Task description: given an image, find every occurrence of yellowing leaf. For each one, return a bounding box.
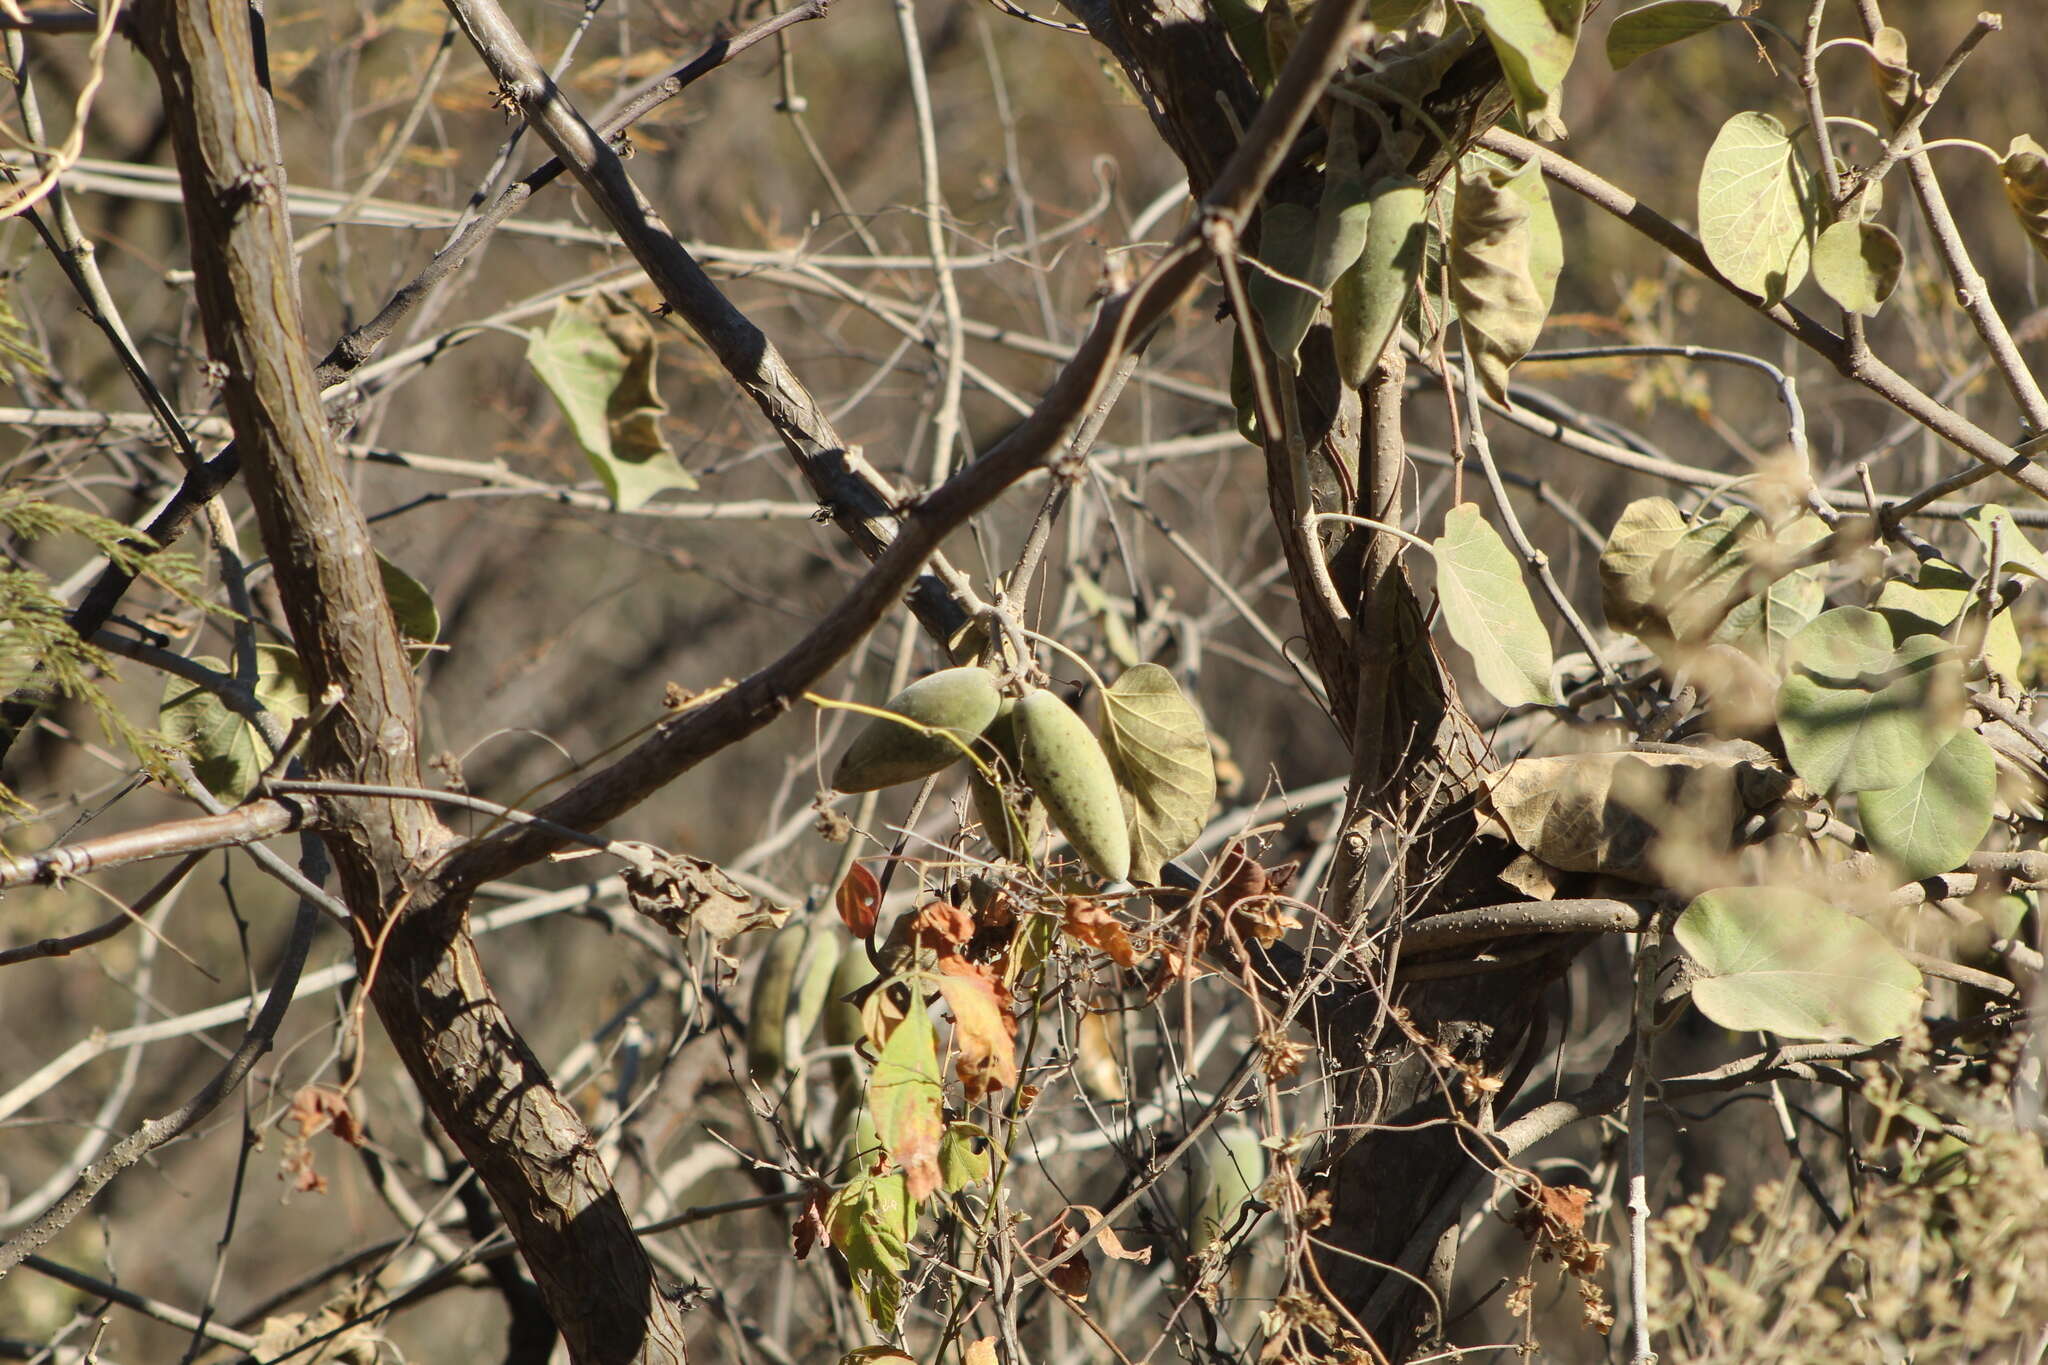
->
[869,1001,943,1202]
[933,958,1017,1102]
[1451,167,1550,402]
[159,644,309,802]
[1098,664,1216,883]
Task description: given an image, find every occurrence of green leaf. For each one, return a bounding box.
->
[826,1171,916,1331]
[1332,176,1428,387]
[1635,508,1825,661]
[1776,607,1963,794]
[526,294,697,509]
[377,553,440,655]
[1465,0,1586,138]
[939,1121,992,1193]
[1450,166,1550,402]
[2001,134,2048,264]
[1208,0,1270,89]
[1606,0,1741,70]
[1698,112,1814,304]
[1305,108,1374,301]
[1856,728,1996,882]
[1097,663,1218,883]
[1812,219,1902,315]
[1675,886,1923,1043]
[1963,504,2048,580]
[869,1001,943,1202]
[1431,502,1555,707]
[159,644,310,802]
[1874,559,2023,681]
[1599,495,1688,633]
[1867,27,1917,124]
[1249,201,1319,363]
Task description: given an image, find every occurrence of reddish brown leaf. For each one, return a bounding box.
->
[1063,897,1139,967]
[1046,1220,1092,1300]
[287,1085,363,1146]
[1067,1204,1151,1263]
[793,1182,831,1261]
[913,899,975,951]
[837,861,882,938]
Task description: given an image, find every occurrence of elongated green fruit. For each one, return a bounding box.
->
[1305,108,1372,299]
[789,923,841,1053]
[1230,330,1260,445]
[1183,1125,1267,1251]
[1333,176,1427,388]
[1014,688,1131,882]
[969,700,1047,860]
[831,665,1002,792]
[1247,201,1318,364]
[824,944,879,1094]
[746,920,810,1082]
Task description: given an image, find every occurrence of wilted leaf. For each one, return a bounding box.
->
[1599,496,1688,633]
[965,1341,999,1365]
[1076,1009,1127,1100]
[1699,112,1813,303]
[1857,727,1996,882]
[1484,749,1783,887]
[869,1001,943,1201]
[1646,508,1827,662]
[1465,0,1586,137]
[1432,502,1556,707]
[934,957,1017,1101]
[160,644,309,802]
[1778,607,1964,793]
[839,1351,914,1365]
[527,294,697,509]
[1498,155,1563,319]
[2000,135,2048,264]
[1868,27,1917,124]
[1098,663,1217,883]
[1812,219,1902,315]
[1072,569,1139,670]
[1606,0,1740,70]
[1063,897,1139,967]
[1068,1203,1153,1263]
[1675,886,1923,1042]
[1450,167,1550,401]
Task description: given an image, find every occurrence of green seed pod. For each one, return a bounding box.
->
[746,919,810,1083]
[1182,1125,1267,1252]
[1333,175,1428,388]
[1247,201,1318,364]
[1305,108,1373,299]
[1014,688,1131,882]
[969,700,1048,861]
[824,943,879,1095]
[789,923,842,1056]
[831,665,1002,793]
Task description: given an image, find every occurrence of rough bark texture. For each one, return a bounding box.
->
[1081,3,1553,1356]
[133,3,691,1359]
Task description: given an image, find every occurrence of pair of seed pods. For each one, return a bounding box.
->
[831,667,1131,883]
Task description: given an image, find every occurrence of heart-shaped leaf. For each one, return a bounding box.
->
[1432,502,1555,707]
[1699,112,1814,303]
[1875,559,2022,680]
[1777,607,1963,794]
[1812,219,1902,315]
[1097,663,1217,884]
[1675,886,1923,1043]
[1962,504,2048,580]
[1599,495,1688,633]
[1856,727,1996,882]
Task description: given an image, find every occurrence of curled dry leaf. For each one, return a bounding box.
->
[625,852,788,948]
[1067,1203,1153,1263]
[836,861,881,938]
[934,955,1018,1102]
[1045,1219,1093,1300]
[1063,896,1140,967]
